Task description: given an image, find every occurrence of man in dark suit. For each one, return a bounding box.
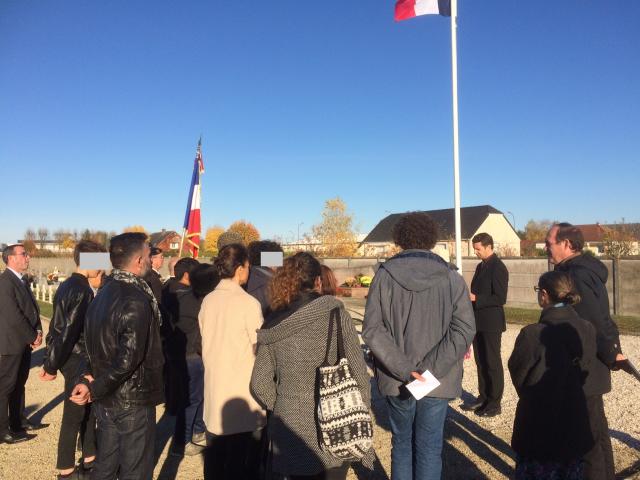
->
[0,244,42,444]
[461,233,508,417]
[144,246,164,304]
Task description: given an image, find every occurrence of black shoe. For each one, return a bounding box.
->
[21,418,49,431]
[0,430,36,444]
[475,405,502,417]
[56,468,83,480]
[460,399,485,411]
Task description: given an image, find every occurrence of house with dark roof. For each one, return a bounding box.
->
[149,229,181,252]
[361,205,520,259]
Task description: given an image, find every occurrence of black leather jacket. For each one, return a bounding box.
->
[84,275,164,408]
[43,273,93,375]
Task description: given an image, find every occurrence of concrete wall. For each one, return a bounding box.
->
[322,256,640,316]
[6,255,640,316]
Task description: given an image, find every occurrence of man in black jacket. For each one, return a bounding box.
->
[144,246,164,304]
[39,240,106,479]
[462,233,509,417]
[0,244,42,445]
[70,233,164,480]
[546,222,625,480]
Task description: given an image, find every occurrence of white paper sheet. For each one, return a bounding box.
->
[406,369,440,400]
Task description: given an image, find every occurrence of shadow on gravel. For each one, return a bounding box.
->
[154,410,177,465]
[157,453,184,480]
[610,429,640,451]
[351,453,389,480]
[616,460,640,479]
[444,407,515,478]
[370,378,391,432]
[25,391,65,424]
[29,348,45,369]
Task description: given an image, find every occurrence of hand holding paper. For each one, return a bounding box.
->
[406,369,440,400]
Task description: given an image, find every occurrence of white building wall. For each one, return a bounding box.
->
[473,214,521,256]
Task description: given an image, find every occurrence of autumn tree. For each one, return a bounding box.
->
[203,226,225,256]
[228,220,260,245]
[522,220,554,241]
[61,235,76,251]
[311,197,358,258]
[37,227,49,248]
[24,228,36,241]
[23,240,37,256]
[603,225,636,258]
[123,225,148,234]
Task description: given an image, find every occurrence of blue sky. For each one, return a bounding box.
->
[1,0,639,244]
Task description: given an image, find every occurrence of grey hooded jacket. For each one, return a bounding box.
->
[362,250,475,398]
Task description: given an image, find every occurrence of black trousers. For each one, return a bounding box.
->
[92,403,156,480]
[8,346,31,431]
[0,353,22,435]
[472,331,504,409]
[56,356,97,469]
[584,395,615,480]
[281,465,349,480]
[204,429,263,480]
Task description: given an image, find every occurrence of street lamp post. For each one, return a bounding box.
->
[507,211,516,231]
[297,222,304,244]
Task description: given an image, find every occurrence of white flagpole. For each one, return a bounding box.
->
[450,0,462,273]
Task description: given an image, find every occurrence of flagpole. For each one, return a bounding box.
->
[178,227,187,257]
[450,0,462,273]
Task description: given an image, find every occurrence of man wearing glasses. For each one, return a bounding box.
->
[545,223,625,480]
[0,244,42,444]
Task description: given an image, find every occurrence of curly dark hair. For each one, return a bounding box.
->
[269,252,321,311]
[392,212,439,250]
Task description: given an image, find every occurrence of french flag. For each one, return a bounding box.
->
[182,139,205,258]
[395,0,451,21]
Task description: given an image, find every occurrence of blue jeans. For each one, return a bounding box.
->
[92,403,156,480]
[174,355,205,445]
[386,395,449,480]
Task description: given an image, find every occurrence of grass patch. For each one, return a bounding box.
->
[506,306,640,336]
[37,300,53,319]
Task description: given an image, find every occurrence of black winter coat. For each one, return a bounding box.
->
[144,269,163,305]
[84,276,164,408]
[0,269,41,354]
[555,253,621,394]
[470,254,508,333]
[171,289,203,357]
[508,305,597,462]
[43,273,93,375]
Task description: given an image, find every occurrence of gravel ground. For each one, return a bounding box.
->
[1,317,639,480]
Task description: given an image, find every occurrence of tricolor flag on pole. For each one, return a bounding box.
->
[394,0,464,273]
[179,139,205,258]
[395,0,451,21]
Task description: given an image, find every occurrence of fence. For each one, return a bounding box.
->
[32,284,56,304]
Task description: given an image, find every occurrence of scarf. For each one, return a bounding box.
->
[110,269,162,326]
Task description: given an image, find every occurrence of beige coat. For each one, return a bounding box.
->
[199,279,266,435]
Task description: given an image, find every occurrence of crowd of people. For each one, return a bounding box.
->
[0,213,629,480]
